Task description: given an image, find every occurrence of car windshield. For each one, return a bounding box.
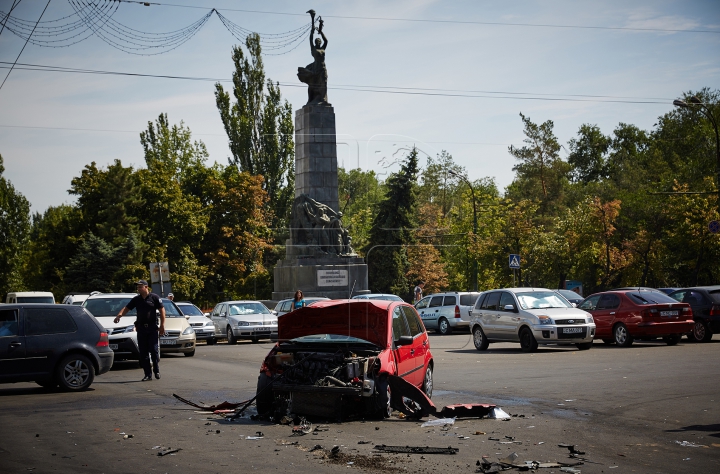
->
[516,291,573,310]
[16,297,54,303]
[228,302,270,315]
[369,295,403,301]
[627,292,679,305]
[178,304,204,316]
[84,297,183,317]
[288,334,375,345]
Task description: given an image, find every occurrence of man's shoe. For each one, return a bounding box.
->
[154,372,161,380]
[141,375,152,381]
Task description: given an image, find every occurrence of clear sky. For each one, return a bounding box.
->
[1,0,718,214]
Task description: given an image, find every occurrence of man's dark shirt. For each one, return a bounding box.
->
[126,293,163,328]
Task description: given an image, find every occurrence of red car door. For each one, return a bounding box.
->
[402,306,428,387]
[391,306,417,383]
[595,294,622,337]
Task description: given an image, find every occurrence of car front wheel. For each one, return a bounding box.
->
[472,326,489,351]
[227,327,237,345]
[690,321,712,342]
[57,354,95,391]
[613,323,633,347]
[519,327,538,352]
[376,376,392,418]
[437,318,451,335]
[423,365,433,399]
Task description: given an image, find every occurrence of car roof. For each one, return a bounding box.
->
[86,293,138,299]
[278,296,330,302]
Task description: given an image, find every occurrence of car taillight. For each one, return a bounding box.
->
[455,305,461,318]
[682,306,693,316]
[710,305,720,316]
[96,332,109,347]
[641,308,659,318]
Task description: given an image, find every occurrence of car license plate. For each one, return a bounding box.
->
[562,327,582,333]
[109,344,118,350]
[160,339,177,345]
[660,311,678,317]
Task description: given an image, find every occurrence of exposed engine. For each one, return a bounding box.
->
[259,348,384,420]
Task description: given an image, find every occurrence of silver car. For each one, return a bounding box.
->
[176,302,216,343]
[415,292,481,335]
[209,300,278,344]
[469,288,596,352]
[273,297,330,317]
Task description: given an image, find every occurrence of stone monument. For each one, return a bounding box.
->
[273,11,369,300]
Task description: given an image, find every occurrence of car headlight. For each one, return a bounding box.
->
[121,325,136,333]
[204,320,214,327]
[537,315,554,325]
[182,326,195,335]
[237,321,250,326]
[586,315,594,324]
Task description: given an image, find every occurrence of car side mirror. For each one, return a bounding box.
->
[220,312,227,318]
[204,313,211,318]
[396,335,413,346]
[185,315,190,319]
[504,304,517,312]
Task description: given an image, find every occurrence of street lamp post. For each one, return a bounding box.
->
[449,170,478,292]
[674,96,720,215]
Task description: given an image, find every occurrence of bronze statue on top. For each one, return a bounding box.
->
[297,10,329,106]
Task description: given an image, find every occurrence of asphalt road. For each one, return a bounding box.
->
[1,333,719,473]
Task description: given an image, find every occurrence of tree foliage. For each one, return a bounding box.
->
[0,154,31,295]
[215,34,295,229]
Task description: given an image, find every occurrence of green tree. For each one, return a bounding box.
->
[365,148,419,296]
[418,151,465,216]
[507,113,571,217]
[567,124,611,184]
[138,115,210,298]
[0,154,31,295]
[215,34,295,229]
[64,232,140,293]
[338,167,384,254]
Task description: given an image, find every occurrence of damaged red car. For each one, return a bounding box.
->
[255,300,434,420]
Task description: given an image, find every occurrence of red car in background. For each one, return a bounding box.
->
[255,300,433,420]
[577,290,693,347]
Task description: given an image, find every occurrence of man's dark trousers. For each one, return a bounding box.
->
[137,327,160,377]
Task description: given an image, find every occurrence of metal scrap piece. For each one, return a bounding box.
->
[157,447,181,456]
[172,393,244,411]
[438,403,496,418]
[373,445,459,455]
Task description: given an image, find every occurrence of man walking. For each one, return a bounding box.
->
[114,280,166,381]
[414,281,425,303]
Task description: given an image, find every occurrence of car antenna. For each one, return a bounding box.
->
[349,280,356,300]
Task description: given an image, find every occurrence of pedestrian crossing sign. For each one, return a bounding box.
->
[509,254,521,269]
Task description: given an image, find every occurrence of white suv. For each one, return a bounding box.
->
[415,292,481,335]
[469,288,595,352]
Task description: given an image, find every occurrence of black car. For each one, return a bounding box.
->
[0,304,114,390]
[554,289,584,306]
[668,286,720,342]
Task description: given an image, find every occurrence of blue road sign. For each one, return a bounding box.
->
[710,220,720,234]
[509,254,521,269]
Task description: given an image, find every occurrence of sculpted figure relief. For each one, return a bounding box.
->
[297,10,329,105]
[291,194,355,256]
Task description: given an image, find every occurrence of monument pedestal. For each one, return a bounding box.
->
[272,103,369,300]
[272,256,369,300]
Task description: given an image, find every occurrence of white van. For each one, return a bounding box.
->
[5,291,56,304]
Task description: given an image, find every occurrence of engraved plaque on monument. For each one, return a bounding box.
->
[272,10,369,300]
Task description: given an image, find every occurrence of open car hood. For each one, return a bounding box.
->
[278,300,392,348]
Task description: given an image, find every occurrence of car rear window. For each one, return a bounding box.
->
[177,304,203,316]
[708,290,720,303]
[460,294,480,306]
[627,292,678,305]
[24,308,77,335]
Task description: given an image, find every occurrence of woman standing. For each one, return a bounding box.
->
[292,290,306,311]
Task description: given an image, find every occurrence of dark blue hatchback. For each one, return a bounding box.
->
[0,304,114,390]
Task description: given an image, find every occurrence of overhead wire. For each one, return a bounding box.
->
[0,60,673,105]
[0,0,52,92]
[0,0,23,37]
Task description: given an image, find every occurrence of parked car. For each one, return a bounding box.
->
[469,288,596,352]
[656,288,681,295]
[176,301,215,343]
[5,292,55,304]
[414,292,481,335]
[83,293,196,359]
[273,297,330,317]
[209,300,278,344]
[61,292,101,306]
[667,286,720,342]
[0,304,114,390]
[578,290,693,346]
[352,293,405,302]
[554,289,584,306]
[256,299,433,419]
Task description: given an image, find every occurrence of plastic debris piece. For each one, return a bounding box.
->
[374,445,459,455]
[246,436,263,440]
[474,431,486,435]
[309,445,323,452]
[490,408,511,420]
[560,468,582,473]
[157,447,181,456]
[498,452,518,464]
[421,417,456,427]
[676,440,705,448]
